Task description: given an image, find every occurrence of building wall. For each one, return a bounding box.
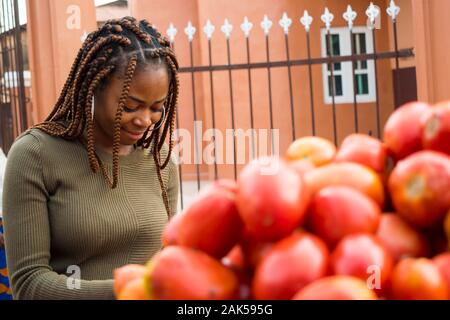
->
[26,0,97,123]
[412,0,450,103]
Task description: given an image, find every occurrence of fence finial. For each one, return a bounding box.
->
[241,16,253,37]
[184,21,196,42]
[300,10,313,32]
[279,12,292,35]
[221,19,233,39]
[387,0,401,22]
[203,19,215,40]
[366,2,381,29]
[343,5,357,30]
[321,7,334,31]
[167,23,177,43]
[260,15,273,36]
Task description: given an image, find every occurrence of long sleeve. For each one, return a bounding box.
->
[2,133,114,300]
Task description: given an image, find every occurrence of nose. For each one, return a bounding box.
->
[132,109,153,128]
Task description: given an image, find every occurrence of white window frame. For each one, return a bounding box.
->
[321,26,376,104]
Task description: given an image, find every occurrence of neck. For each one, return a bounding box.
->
[94,130,133,156]
[92,126,134,156]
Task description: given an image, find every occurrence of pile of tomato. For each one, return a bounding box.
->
[114,100,450,300]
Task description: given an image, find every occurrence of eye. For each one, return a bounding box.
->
[150,103,165,113]
[123,105,137,113]
[151,106,163,113]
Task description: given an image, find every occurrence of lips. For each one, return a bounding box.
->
[122,127,145,140]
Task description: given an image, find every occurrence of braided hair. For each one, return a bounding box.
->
[32,17,179,217]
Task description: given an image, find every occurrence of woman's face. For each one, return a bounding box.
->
[94,63,170,151]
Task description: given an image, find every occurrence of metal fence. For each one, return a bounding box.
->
[167,1,415,209]
[0,1,415,211]
[0,0,27,154]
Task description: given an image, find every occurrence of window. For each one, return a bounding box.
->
[321,26,376,104]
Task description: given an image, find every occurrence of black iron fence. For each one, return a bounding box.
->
[168,3,415,209]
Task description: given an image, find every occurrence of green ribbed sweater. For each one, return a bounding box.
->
[1,128,179,300]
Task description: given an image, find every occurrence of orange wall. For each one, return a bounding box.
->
[412,0,450,103]
[26,0,97,123]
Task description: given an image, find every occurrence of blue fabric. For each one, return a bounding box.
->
[0,217,13,300]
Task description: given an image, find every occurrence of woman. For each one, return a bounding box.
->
[1,17,179,299]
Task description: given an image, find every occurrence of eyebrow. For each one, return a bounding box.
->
[128,95,167,105]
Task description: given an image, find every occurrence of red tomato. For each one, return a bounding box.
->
[422,223,449,257]
[146,246,239,300]
[221,245,252,300]
[304,162,385,208]
[286,136,336,166]
[113,264,147,298]
[307,186,381,248]
[293,276,378,300]
[388,151,450,228]
[240,230,274,270]
[433,253,450,295]
[335,134,389,175]
[384,101,431,161]
[445,211,450,249]
[117,277,149,300]
[376,214,430,263]
[389,258,449,300]
[331,234,394,292]
[252,232,329,300]
[421,101,450,155]
[287,159,316,177]
[236,157,310,241]
[221,245,246,271]
[162,179,243,258]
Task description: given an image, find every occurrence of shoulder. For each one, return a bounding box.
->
[12,127,62,148]
[7,128,44,160]
[7,128,77,165]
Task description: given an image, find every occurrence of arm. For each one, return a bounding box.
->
[2,133,114,300]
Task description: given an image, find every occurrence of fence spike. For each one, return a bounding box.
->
[300,10,313,32]
[240,16,253,37]
[203,19,215,39]
[279,12,292,35]
[184,21,196,42]
[221,19,233,39]
[366,2,381,29]
[167,23,177,43]
[260,15,273,36]
[343,5,357,30]
[321,7,334,31]
[387,0,401,22]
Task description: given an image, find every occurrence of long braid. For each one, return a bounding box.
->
[102,54,137,188]
[152,129,172,217]
[85,65,116,172]
[32,17,180,218]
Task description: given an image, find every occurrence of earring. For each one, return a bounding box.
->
[149,106,166,132]
[91,97,95,121]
